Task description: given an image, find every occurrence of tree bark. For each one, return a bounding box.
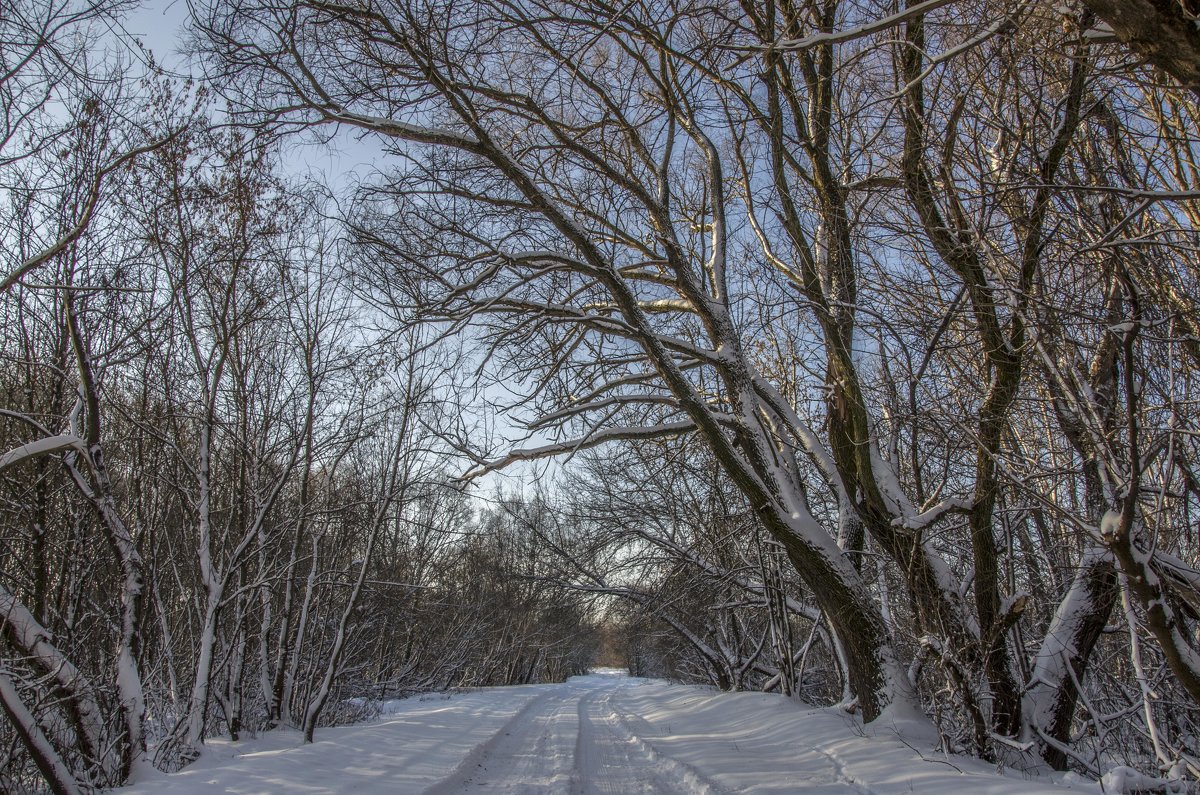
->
[0,672,84,795]
[1082,0,1200,96]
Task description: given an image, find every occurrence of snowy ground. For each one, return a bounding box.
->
[114,669,1101,794]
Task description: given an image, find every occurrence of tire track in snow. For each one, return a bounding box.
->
[422,682,582,794]
[811,744,878,795]
[572,686,694,794]
[424,677,727,795]
[582,685,729,795]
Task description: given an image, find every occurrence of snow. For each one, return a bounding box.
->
[1101,766,1186,795]
[0,433,86,473]
[111,670,1103,795]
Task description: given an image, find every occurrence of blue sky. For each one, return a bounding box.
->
[108,1,578,498]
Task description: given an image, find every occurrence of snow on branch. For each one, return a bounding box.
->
[1150,549,1200,617]
[504,250,593,271]
[747,0,959,53]
[527,394,683,429]
[0,583,107,766]
[0,434,88,475]
[316,110,484,152]
[555,368,694,412]
[635,299,698,314]
[893,497,973,531]
[0,671,85,795]
[459,420,697,480]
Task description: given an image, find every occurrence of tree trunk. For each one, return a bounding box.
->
[1081,0,1200,96]
[0,672,84,795]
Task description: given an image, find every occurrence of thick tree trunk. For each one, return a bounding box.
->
[772,530,914,720]
[1021,546,1117,769]
[1082,0,1200,96]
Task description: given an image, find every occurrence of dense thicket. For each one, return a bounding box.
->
[0,6,595,791]
[2,0,1199,791]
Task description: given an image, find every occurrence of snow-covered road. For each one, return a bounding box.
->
[116,670,1094,794]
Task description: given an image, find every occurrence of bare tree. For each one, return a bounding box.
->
[197,0,922,722]
[194,0,1200,776]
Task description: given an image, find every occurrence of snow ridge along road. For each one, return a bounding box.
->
[115,670,1097,794]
